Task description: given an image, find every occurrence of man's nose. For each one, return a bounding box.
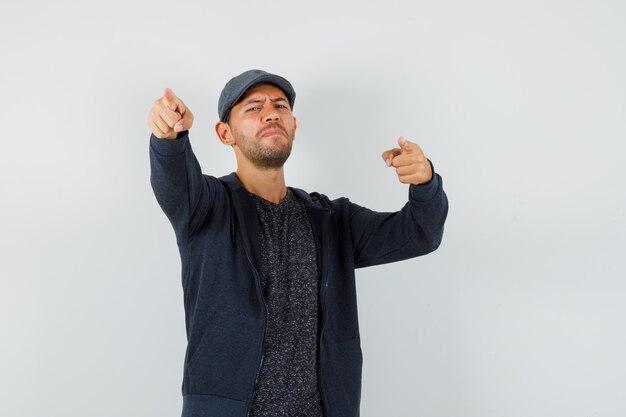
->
[262,107,279,122]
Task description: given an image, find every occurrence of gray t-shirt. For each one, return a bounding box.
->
[248,189,324,417]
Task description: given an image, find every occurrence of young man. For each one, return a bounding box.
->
[148,69,448,417]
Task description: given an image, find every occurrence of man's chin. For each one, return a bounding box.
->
[254,150,292,170]
[239,139,293,169]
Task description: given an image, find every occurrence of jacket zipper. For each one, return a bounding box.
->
[227,185,268,417]
[317,210,331,417]
[244,248,268,417]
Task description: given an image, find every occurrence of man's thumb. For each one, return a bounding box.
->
[174,111,194,132]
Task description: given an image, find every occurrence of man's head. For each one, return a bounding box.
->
[215,70,297,170]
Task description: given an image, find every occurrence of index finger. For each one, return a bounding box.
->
[381,148,402,166]
[163,87,180,112]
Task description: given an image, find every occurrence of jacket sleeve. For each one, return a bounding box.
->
[149,131,216,245]
[349,162,449,268]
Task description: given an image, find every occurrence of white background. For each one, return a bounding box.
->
[1,0,625,416]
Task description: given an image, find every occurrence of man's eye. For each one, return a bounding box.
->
[247,107,260,112]
[276,104,287,109]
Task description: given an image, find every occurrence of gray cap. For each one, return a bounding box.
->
[218,69,296,122]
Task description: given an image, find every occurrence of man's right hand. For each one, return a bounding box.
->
[147,88,194,139]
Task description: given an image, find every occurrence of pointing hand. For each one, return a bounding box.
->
[381,137,433,185]
[147,88,194,139]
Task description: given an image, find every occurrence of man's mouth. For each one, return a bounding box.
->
[260,127,285,137]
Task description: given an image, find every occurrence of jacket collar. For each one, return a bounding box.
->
[219,172,328,211]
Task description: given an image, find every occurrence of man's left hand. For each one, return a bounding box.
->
[381,137,433,185]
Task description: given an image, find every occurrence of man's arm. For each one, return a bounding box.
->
[350,137,449,268]
[148,88,215,244]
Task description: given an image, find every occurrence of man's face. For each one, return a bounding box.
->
[227,84,297,169]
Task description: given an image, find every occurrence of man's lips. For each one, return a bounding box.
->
[260,128,285,137]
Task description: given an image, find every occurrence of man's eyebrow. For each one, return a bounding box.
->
[242,97,288,105]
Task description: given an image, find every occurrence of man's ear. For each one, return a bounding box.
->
[215,121,235,145]
[293,116,297,138]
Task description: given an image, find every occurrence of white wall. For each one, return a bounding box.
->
[1,0,625,416]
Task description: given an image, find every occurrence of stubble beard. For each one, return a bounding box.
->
[232,125,294,170]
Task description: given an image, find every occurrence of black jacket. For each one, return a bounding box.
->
[149,132,449,417]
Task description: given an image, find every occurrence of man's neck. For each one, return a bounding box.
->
[236,164,287,204]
